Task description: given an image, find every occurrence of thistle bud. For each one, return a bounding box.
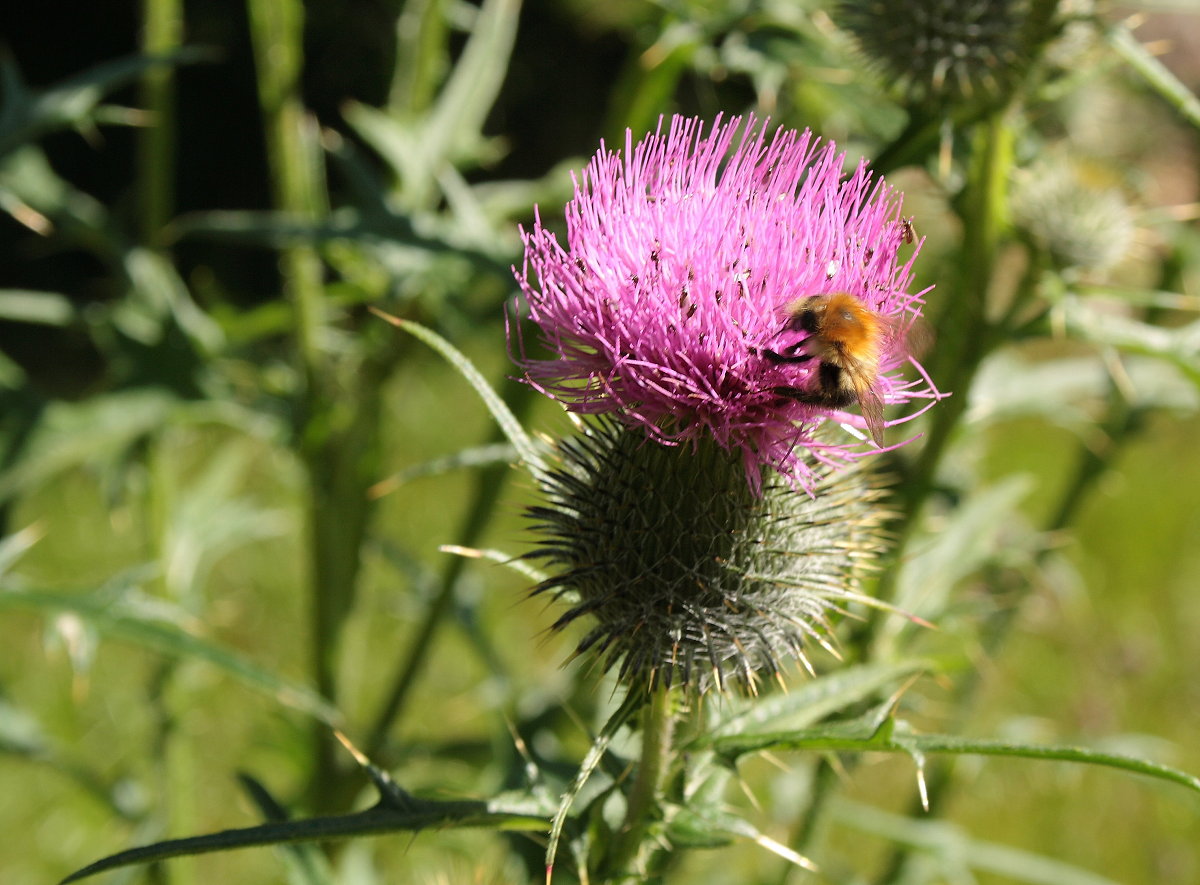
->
[1011,155,1132,271]
[834,0,1059,106]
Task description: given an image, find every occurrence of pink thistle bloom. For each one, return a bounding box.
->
[512,115,939,491]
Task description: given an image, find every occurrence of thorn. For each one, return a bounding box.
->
[916,762,930,812]
[368,305,404,327]
[333,729,412,810]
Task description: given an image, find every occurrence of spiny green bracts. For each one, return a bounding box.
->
[525,419,893,694]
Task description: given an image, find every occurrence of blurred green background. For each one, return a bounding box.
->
[1,1,1198,883]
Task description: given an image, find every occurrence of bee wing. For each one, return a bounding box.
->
[902,317,933,361]
[876,313,932,362]
[844,364,886,446]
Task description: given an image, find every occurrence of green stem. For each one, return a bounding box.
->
[802,111,1019,868]
[602,688,676,881]
[1108,23,1200,132]
[389,0,449,115]
[906,111,1012,511]
[247,0,343,808]
[862,111,1015,660]
[138,0,182,246]
[246,0,325,380]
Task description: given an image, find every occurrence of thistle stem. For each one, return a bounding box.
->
[247,0,341,809]
[603,688,676,881]
[863,110,1015,656]
[138,0,182,247]
[903,110,1012,515]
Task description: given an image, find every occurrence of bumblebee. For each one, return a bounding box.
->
[760,292,924,446]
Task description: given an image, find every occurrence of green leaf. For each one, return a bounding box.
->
[424,0,520,168]
[546,691,644,878]
[388,0,450,115]
[437,545,549,586]
[0,695,142,818]
[237,774,335,885]
[368,442,517,498]
[1058,294,1200,385]
[0,390,177,502]
[0,348,25,388]
[663,808,733,849]
[467,157,580,225]
[370,313,545,475]
[60,791,547,884]
[116,247,224,353]
[690,660,929,746]
[0,524,41,577]
[0,391,285,504]
[972,352,1200,421]
[889,476,1035,626]
[0,145,110,239]
[154,441,291,604]
[664,805,817,871]
[347,0,521,205]
[0,586,341,727]
[0,695,47,757]
[0,49,205,156]
[170,206,512,281]
[711,719,1200,797]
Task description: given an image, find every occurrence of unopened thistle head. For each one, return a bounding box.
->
[527,418,892,693]
[835,0,1059,106]
[1011,155,1132,271]
[513,115,935,492]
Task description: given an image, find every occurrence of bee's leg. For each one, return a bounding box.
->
[759,347,814,364]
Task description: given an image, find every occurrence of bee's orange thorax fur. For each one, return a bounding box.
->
[807,293,882,368]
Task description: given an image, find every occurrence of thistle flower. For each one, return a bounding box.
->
[513,115,935,492]
[527,418,892,694]
[512,117,935,693]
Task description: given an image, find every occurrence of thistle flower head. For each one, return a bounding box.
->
[513,115,935,492]
[527,418,892,694]
[1011,155,1132,271]
[834,0,1057,106]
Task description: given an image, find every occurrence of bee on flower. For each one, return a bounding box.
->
[513,114,940,493]
[511,116,942,692]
